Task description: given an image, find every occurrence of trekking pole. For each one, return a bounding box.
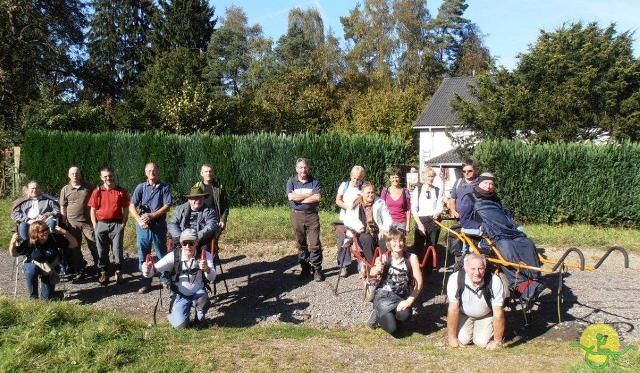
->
[146,253,162,326]
[13,256,20,297]
[441,229,450,295]
[211,237,229,295]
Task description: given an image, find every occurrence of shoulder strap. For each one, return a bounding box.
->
[172,247,182,282]
[456,269,465,304]
[380,187,388,201]
[482,271,494,309]
[435,186,440,199]
[341,181,349,195]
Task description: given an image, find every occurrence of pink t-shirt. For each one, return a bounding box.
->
[381,188,410,224]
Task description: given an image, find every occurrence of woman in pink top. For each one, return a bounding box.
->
[379,168,411,233]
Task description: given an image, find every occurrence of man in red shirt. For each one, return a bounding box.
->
[88,167,130,285]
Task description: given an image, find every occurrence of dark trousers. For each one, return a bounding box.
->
[412,216,440,260]
[290,210,322,269]
[358,232,387,263]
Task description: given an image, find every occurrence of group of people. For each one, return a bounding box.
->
[9,163,229,328]
[9,157,542,344]
[287,158,546,348]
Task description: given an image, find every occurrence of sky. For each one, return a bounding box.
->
[210,0,639,70]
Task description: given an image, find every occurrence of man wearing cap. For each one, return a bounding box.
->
[141,229,216,329]
[88,167,130,285]
[129,162,173,294]
[60,166,98,276]
[286,158,324,282]
[168,187,219,253]
[458,172,496,231]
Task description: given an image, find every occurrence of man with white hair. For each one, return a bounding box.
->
[446,252,506,350]
[60,166,98,275]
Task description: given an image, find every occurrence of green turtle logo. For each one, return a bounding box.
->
[570,324,637,369]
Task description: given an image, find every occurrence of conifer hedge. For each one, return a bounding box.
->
[21,130,408,209]
[474,140,640,226]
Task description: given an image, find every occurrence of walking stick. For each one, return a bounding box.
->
[211,235,229,295]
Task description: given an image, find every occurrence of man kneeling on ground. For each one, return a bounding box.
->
[141,229,215,328]
[447,253,505,350]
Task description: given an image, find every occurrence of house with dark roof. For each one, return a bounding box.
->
[412,76,477,195]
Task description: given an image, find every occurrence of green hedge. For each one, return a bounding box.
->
[21,130,408,208]
[474,140,640,227]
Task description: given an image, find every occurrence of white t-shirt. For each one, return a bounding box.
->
[337,181,361,222]
[153,250,216,296]
[447,271,504,318]
[411,184,443,217]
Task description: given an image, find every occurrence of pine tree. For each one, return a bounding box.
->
[151,0,216,55]
[85,0,155,102]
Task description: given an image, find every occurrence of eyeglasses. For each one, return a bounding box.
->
[181,241,195,247]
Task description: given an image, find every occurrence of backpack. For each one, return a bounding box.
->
[378,251,414,292]
[170,246,211,295]
[455,269,494,310]
[380,187,412,210]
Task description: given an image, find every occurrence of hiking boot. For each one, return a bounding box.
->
[115,270,123,284]
[314,268,325,282]
[339,267,349,278]
[366,310,378,329]
[138,285,151,294]
[98,270,109,286]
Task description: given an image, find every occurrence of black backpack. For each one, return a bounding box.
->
[455,269,494,310]
[169,246,210,294]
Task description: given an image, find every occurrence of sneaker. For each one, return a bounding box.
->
[366,310,378,329]
[138,285,151,294]
[314,268,325,282]
[339,267,349,278]
[98,270,109,285]
[115,270,123,284]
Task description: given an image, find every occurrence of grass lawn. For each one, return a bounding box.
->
[2,297,637,372]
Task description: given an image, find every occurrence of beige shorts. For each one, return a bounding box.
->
[457,313,494,347]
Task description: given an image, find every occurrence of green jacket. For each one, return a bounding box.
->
[194,180,229,225]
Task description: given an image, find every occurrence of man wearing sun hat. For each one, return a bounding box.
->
[168,187,219,254]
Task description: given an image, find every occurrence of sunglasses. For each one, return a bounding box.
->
[181,241,195,247]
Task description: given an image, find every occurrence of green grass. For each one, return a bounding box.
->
[3,297,637,371]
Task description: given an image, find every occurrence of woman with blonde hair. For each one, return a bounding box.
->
[411,167,443,266]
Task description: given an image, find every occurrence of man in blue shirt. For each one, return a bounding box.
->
[129,162,173,294]
[286,158,324,281]
[448,159,479,220]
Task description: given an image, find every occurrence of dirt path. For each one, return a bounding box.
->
[1,242,638,343]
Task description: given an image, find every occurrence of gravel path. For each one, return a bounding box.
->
[1,242,638,343]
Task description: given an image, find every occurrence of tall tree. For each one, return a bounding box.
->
[341,0,395,83]
[392,0,442,94]
[85,0,155,102]
[151,0,216,54]
[0,0,86,141]
[430,0,470,69]
[452,23,492,76]
[453,22,640,145]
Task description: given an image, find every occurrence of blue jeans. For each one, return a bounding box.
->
[136,224,168,286]
[23,262,55,299]
[19,217,57,241]
[168,289,209,328]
